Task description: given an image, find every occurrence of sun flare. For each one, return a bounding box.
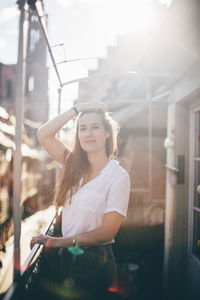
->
[103,0,155,35]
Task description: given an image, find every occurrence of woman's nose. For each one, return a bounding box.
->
[85,128,92,136]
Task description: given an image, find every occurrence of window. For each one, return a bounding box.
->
[28,76,34,92]
[26,75,34,95]
[190,109,200,261]
[29,29,40,54]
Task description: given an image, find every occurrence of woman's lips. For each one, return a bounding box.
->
[84,140,96,143]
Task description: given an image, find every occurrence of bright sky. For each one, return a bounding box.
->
[0,0,172,118]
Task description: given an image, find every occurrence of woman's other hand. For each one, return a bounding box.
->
[30,234,51,250]
[76,101,107,113]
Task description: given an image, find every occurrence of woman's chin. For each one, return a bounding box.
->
[82,146,100,153]
[84,148,98,153]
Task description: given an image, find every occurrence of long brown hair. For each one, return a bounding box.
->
[54,108,119,207]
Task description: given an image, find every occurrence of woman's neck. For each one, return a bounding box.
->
[87,152,110,173]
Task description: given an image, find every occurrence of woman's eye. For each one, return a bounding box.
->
[79,126,99,131]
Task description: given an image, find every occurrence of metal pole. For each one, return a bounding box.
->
[13,0,27,280]
[57,87,62,116]
[55,87,62,177]
[57,86,62,139]
[146,80,152,202]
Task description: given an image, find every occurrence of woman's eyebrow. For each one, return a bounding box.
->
[79,122,100,127]
[91,122,100,126]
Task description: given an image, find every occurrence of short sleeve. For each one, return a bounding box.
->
[104,174,131,217]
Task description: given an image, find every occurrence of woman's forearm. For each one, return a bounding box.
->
[50,226,113,248]
[37,108,76,140]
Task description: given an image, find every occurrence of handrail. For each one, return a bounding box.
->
[20,208,58,275]
[2,283,18,300]
[3,207,59,300]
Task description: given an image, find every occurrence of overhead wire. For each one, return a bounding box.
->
[35,0,63,87]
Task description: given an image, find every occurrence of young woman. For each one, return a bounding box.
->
[30,102,130,297]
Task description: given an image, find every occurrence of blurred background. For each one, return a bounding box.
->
[0,0,200,300]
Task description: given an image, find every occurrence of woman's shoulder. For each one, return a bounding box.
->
[111,159,130,180]
[107,160,131,194]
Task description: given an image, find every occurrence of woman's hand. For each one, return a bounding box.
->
[76,101,107,113]
[30,234,52,250]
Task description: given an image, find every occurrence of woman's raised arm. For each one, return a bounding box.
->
[37,108,77,165]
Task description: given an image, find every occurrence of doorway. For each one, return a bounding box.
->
[187,103,200,298]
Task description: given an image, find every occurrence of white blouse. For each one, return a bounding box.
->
[61,159,130,238]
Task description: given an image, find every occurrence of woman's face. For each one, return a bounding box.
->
[78,112,110,154]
